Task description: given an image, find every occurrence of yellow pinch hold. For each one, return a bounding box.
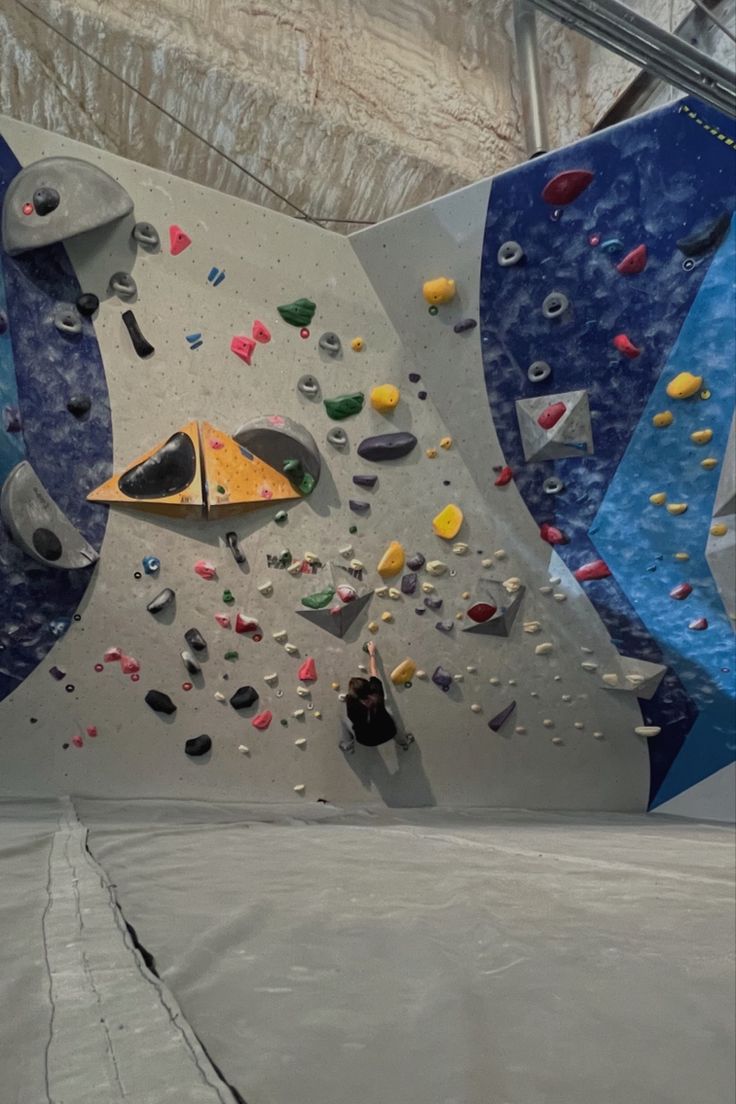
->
[370,384,400,413]
[432,503,464,539]
[666,371,702,399]
[649,492,667,505]
[710,523,728,537]
[666,502,688,515]
[377,540,405,578]
[390,657,417,685]
[701,457,718,470]
[690,428,713,445]
[652,411,673,428]
[422,277,456,305]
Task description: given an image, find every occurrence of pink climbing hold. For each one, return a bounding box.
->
[613,333,641,359]
[688,617,708,631]
[120,654,140,675]
[214,613,232,629]
[230,335,257,365]
[194,560,217,580]
[336,585,357,603]
[467,602,497,623]
[86,726,98,738]
[298,656,318,682]
[494,466,513,487]
[616,244,647,275]
[104,646,122,663]
[252,320,272,344]
[71,734,84,748]
[235,613,259,634]
[541,170,594,206]
[574,559,611,582]
[540,522,567,545]
[169,224,192,255]
[209,438,224,450]
[258,486,274,500]
[670,582,692,600]
[537,401,567,430]
[251,710,273,730]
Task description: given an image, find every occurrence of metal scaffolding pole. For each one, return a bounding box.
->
[514,2,550,157]
[525,0,736,117]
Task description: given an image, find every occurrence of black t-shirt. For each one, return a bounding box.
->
[346,677,397,746]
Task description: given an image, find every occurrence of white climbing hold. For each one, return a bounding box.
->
[340,545,354,558]
[287,561,302,576]
[502,577,522,593]
[535,642,554,655]
[454,674,464,682]
[415,669,427,679]
[581,661,599,672]
[214,691,226,702]
[626,674,645,687]
[358,664,367,673]
[561,694,572,702]
[284,643,299,655]
[293,708,305,717]
[462,591,471,600]
[553,675,561,681]
[470,703,482,713]
[293,784,305,794]
[388,587,401,599]
[553,593,567,602]
[495,549,508,559]
[543,719,554,728]
[375,586,389,597]
[452,542,469,555]
[515,725,526,734]
[549,577,561,586]
[466,665,477,673]
[551,736,563,745]
[303,552,320,564]
[635,725,661,738]
[258,580,273,596]
[338,693,347,701]
[426,560,448,576]
[238,744,250,754]
[508,678,516,686]
[593,731,604,739]
[295,737,307,747]
[539,585,553,595]
[489,677,500,685]
[574,721,584,729]
[421,582,435,593]
[523,621,541,633]
[530,691,539,698]
[580,646,594,654]
[313,711,322,718]
[296,686,311,697]
[481,558,493,568]
[272,630,288,642]
[263,672,279,685]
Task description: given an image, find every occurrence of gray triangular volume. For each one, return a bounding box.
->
[462,587,524,636]
[516,390,593,462]
[296,591,373,638]
[713,416,735,518]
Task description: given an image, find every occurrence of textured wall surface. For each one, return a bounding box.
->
[0,0,691,227]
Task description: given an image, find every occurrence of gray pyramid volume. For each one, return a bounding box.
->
[516,390,594,462]
[296,563,373,638]
[462,586,525,636]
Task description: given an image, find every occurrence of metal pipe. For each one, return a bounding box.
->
[514,1,550,157]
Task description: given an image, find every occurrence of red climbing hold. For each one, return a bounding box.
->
[120,654,140,674]
[537,401,567,430]
[494,466,513,486]
[235,613,259,634]
[85,726,98,738]
[336,585,357,603]
[230,335,257,365]
[670,583,693,600]
[169,224,192,256]
[252,320,272,344]
[298,656,318,682]
[688,617,708,631]
[616,244,647,275]
[574,559,611,582]
[251,710,273,730]
[540,523,567,545]
[214,613,231,629]
[541,170,594,206]
[467,602,497,623]
[104,646,122,663]
[613,333,641,359]
[71,734,84,748]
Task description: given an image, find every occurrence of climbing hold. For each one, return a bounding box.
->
[542,292,569,320]
[194,560,217,580]
[181,650,201,675]
[666,371,702,399]
[214,613,231,629]
[381,611,394,623]
[183,734,211,757]
[670,582,693,600]
[230,335,257,365]
[252,320,271,343]
[649,491,667,505]
[422,277,456,304]
[296,374,321,401]
[537,401,566,430]
[453,318,477,334]
[350,337,365,351]
[356,432,418,463]
[616,244,647,275]
[535,643,553,655]
[612,333,640,359]
[543,476,564,495]
[30,185,59,216]
[388,587,401,599]
[370,384,400,413]
[293,784,306,795]
[284,643,299,654]
[103,647,122,663]
[424,595,443,611]
[301,588,335,610]
[426,448,437,459]
[710,523,728,537]
[298,656,318,682]
[435,619,454,633]
[600,238,623,254]
[324,393,364,420]
[540,523,567,545]
[258,580,274,596]
[235,613,259,633]
[523,621,541,633]
[75,292,99,318]
[109,271,137,299]
[527,360,551,384]
[541,170,593,205]
[439,437,452,451]
[251,710,273,730]
[406,553,425,571]
[652,411,673,428]
[432,504,463,540]
[488,701,516,732]
[690,429,713,445]
[277,298,315,327]
[421,582,435,593]
[66,394,91,418]
[53,306,82,336]
[349,499,371,514]
[390,658,417,685]
[49,666,66,681]
[145,690,176,715]
[299,327,310,339]
[432,666,453,692]
[222,589,235,605]
[318,332,341,356]
[336,584,357,603]
[184,628,207,653]
[142,555,160,575]
[401,573,418,595]
[666,503,688,515]
[230,686,259,710]
[452,542,468,555]
[635,726,661,738]
[467,602,497,623]
[701,458,718,470]
[574,559,611,581]
[367,621,379,633]
[677,211,731,257]
[147,587,175,614]
[223,531,246,566]
[377,540,405,578]
[121,310,155,358]
[169,225,192,255]
[426,560,448,576]
[497,241,524,267]
[132,221,160,249]
[495,466,513,487]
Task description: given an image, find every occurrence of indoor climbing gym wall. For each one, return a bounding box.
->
[0,96,733,818]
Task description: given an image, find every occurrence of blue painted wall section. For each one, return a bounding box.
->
[479,99,735,807]
[0,133,113,701]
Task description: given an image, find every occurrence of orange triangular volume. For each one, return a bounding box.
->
[87,420,204,517]
[201,421,301,517]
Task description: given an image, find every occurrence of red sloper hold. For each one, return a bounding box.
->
[613,334,641,359]
[616,244,647,275]
[169,224,192,255]
[541,170,594,206]
[251,710,273,730]
[670,583,693,600]
[467,602,497,623]
[540,523,567,545]
[537,402,567,430]
[252,320,272,344]
[494,466,513,486]
[235,613,259,634]
[574,559,611,582]
[298,656,318,682]
[230,335,257,365]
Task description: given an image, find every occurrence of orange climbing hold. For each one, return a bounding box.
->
[201,421,300,518]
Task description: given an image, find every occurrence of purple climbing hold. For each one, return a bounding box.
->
[408,372,421,383]
[49,665,66,680]
[488,700,516,732]
[401,573,418,595]
[357,432,417,462]
[424,595,443,611]
[352,474,378,488]
[407,553,425,571]
[349,499,371,514]
[432,665,453,691]
[3,406,22,432]
[435,619,454,632]
[415,607,426,615]
[453,318,477,334]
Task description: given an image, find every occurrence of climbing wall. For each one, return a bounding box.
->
[0,100,732,816]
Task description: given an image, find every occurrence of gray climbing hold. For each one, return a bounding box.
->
[132,221,160,249]
[431,666,452,691]
[181,650,201,675]
[230,685,259,710]
[0,460,98,569]
[453,318,477,334]
[543,476,564,495]
[233,415,321,490]
[435,619,454,632]
[528,360,551,384]
[352,474,377,488]
[184,627,207,652]
[542,291,569,319]
[327,427,348,448]
[297,374,321,399]
[406,552,425,571]
[53,306,82,336]
[109,271,137,299]
[488,700,516,732]
[2,156,134,256]
[349,499,370,514]
[318,332,341,356]
[145,690,176,715]
[185,734,212,757]
[497,241,524,266]
[147,587,175,614]
[357,432,417,462]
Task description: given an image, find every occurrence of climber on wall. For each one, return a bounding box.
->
[339,641,414,754]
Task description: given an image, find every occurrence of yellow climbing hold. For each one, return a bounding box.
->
[652,411,673,428]
[432,503,464,540]
[690,428,713,445]
[440,436,453,450]
[390,657,417,685]
[666,502,688,515]
[381,611,394,623]
[666,371,702,399]
[422,276,456,305]
[426,448,438,459]
[368,621,379,633]
[350,337,365,352]
[370,384,400,413]
[710,523,728,537]
[701,457,718,470]
[377,540,405,578]
[649,492,667,505]
[674,551,690,561]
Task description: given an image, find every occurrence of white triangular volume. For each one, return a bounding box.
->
[651,762,736,824]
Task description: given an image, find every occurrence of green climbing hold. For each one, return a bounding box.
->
[280,718,288,727]
[324,393,365,420]
[224,650,239,660]
[277,298,316,327]
[428,305,439,316]
[299,472,316,495]
[223,589,235,604]
[301,587,335,610]
[282,457,315,496]
[349,525,358,534]
[216,484,226,494]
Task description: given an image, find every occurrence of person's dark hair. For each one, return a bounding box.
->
[347,676,381,709]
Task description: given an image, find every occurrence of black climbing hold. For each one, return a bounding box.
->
[134,571,142,579]
[110,271,137,299]
[119,432,195,499]
[76,292,99,318]
[145,689,177,714]
[32,527,62,561]
[418,391,427,400]
[0,310,8,335]
[488,700,516,732]
[677,211,730,257]
[408,372,421,382]
[225,531,246,564]
[401,573,417,595]
[65,684,75,693]
[146,587,176,614]
[33,186,60,216]
[132,221,161,249]
[49,665,65,680]
[453,318,477,334]
[181,650,201,675]
[406,553,425,570]
[424,595,442,611]
[185,734,212,757]
[66,394,91,417]
[357,432,417,462]
[230,685,259,710]
[121,309,155,358]
[435,620,453,633]
[352,474,378,488]
[348,525,358,534]
[185,627,207,652]
[349,499,370,514]
[415,607,426,615]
